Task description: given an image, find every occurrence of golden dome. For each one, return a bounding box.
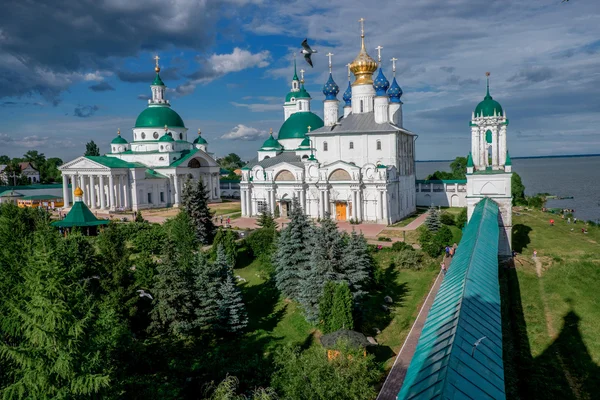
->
[74,187,83,197]
[349,36,378,86]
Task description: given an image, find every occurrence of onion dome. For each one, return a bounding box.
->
[298,136,311,149]
[373,68,390,96]
[74,187,83,197]
[135,107,185,128]
[296,83,311,99]
[158,133,175,142]
[193,129,207,145]
[349,35,378,86]
[343,81,352,106]
[388,77,403,103]
[111,129,128,144]
[152,72,165,86]
[322,73,340,100]
[278,112,324,140]
[261,133,283,150]
[474,75,503,117]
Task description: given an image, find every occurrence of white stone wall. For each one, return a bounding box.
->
[416,182,467,207]
[374,96,389,124]
[311,132,397,168]
[324,100,340,126]
[351,84,375,114]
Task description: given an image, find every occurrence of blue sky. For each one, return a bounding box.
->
[0,0,599,162]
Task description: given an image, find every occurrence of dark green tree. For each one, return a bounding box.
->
[0,155,10,164]
[273,198,312,300]
[343,230,372,300]
[456,207,468,229]
[191,251,223,332]
[85,140,101,156]
[217,273,248,334]
[182,178,216,244]
[135,210,145,223]
[330,282,354,331]
[425,205,442,232]
[211,228,238,266]
[426,156,467,180]
[216,153,244,172]
[0,228,111,398]
[512,172,526,205]
[256,208,276,230]
[435,225,453,247]
[318,281,337,333]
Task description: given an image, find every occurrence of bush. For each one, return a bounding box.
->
[391,241,413,252]
[378,237,392,242]
[245,227,276,259]
[131,223,166,255]
[527,195,544,208]
[440,212,455,226]
[456,208,468,229]
[435,226,453,247]
[395,249,422,269]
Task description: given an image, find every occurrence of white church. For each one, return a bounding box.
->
[59,59,221,211]
[240,23,417,224]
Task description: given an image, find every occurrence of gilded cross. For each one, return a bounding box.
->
[269,128,273,135]
[391,57,398,75]
[307,126,311,132]
[300,68,305,83]
[346,63,351,79]
[359,17,365,37]
[375,46,383,63]
[154,55,160,68]
[326,52,334,73]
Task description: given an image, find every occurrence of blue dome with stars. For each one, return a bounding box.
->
[342,81,352,106]
[388,77,403,103]
[322,73,340,100]
[373,68,390,96]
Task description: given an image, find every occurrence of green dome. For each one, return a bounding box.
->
[474,81,503,118]
[298,136,311,149]
[261,135,282,150]
[296,85,311,99]
[152,73,165,86]
[278,112,324,140]
[193,135,207,145]
[135,106,185,128]
[285,91,297,102]
[111,134,128,144]
[158,134,175,142]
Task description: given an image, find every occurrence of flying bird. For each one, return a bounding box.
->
[300,39,317,68]
[137,289,153,300]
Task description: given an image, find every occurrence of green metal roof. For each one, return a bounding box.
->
[135,106,185,128]
[220,179,241,183]
[474,79,503,118]
[0,190,24,197]
[152,72,165,86]
[0,184,64,191]
[298,136,311,149]
[111,135,128,144]
[278,112,324,140]
[158,134,175,142]
[398,198,505,400]
[261,134,283,150]
[20,194,62,201]
[285,91,297,102]
[505,151,512,166]
[51,201,109,228]
[193,133,207,144]
[85,156,145,169]
[467,152,474,168]
[154,149,201,168]
[296,84,311,99]
[145,169,168,179]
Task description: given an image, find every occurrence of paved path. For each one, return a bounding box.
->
[376,255,452,400]
[384,212,429,231]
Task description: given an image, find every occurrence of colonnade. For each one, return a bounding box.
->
[62,173,129,211]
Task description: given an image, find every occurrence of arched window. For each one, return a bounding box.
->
[179,133,183,140]
[302,155,309,160]
[141,132,146,139]
[376,140,382,150]
[360,100,364,113]
[349,141,354,149]
[153,132,159,139]
[159,157,165,161]
[323,142,328,151]
[263,156,270,159]
[299,102,303,111]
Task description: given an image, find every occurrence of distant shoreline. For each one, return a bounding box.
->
[416,153,600,163]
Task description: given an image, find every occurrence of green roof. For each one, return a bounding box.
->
[152,72,165,86]
[193,134,207,145]
[145,169,167,179]
[21,194,63,200]
[51,201,109,228]
[296,84,311,99]
[467,152,474,168]
[158,134,175,142]
[278,112,324,140]
[155,149,201,168]
[85,156,145,169]
[505,151,512,166]
[220,179,241,183]
[0,190,24,197]
[111,135,128,144]
[298,136,311,149]
[285,91,297,102]
[398,198,505,400]
[261,135,283,150]
[474,79,503,118]
[135,106,185,128]
[0,184,64,192]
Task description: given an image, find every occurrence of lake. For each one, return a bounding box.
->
[416,156,600,222]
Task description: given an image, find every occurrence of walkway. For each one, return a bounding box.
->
[230,217,387,237]
[385,212,429,232]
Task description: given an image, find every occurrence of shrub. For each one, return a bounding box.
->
[391,241,413,252]
[435,226,453,247]
[456,208,468,229]
[378,237,392,242]
[440,212,455,226]
[245,227,276,259]
[395,249,422,269]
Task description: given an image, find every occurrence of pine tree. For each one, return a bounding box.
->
[299,217,345,322]
[343,230,372,300]
[212,227,238,266]
[257,208,276,230]
[318,281,337,333]
[135,210,145,223]
[182,177,216,244]
[425,205,442,232]
[273,198,312,300]
[0,227,111,398]
[329,282,354,331]
[191,251,221,331]
[217,273,248,334]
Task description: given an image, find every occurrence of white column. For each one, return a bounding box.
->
[90,175,96,209]
[320,191,325,218]
[383,191,388,223]
[99,175,106,209]
[108,175,115,211]
[378,191,383,221]
[324,190,329,217]
[174,174,180,205]
[351,191,357,220]
[117,175,123,208]
[357,190,362,221]
[62,174,70,208]
[241,190,247,216]
[71,176,76,203]
[122,175,129,209]
[246,188,252,216]
[213,174,218,200]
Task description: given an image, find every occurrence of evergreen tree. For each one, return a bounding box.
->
[182,178,216,244]
[211,227,238,266]
[299,217,345,322]
[135,210,145,223]
[0,227,111,398]
[217,273,248,334]
[256,208,276,230]
[191,251,222,332]
[330,282,354,331]
[273,198,312,300]
[318,281,337,333]
[342,230,372,300]
[85,140,101,156]
[425,205,442,232]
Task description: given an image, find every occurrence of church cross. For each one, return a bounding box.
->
[154,55,160,68]
[359,17,365,37]
[391,57,398,76]
[346,63,351,79]
[300,68,305,83]
[326,52,334,73]
[307,126,311,132]
[375,46,383,63]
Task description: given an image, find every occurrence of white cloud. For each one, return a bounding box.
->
[221,124,269,141]
[209,48,271,74]
[231,96,281,112]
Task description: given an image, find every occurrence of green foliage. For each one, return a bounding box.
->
[426,156,467,180]
[212,228,238,266]
[440,212,455,226]
[256,209,276,230]
[329,282,354,332]
[191,251,222,332]
[436,225,453,247]
[319,281,336,333]
[273,198,312,300]
[272,344,381,400]
[512,172,526,206]
[391,241,413,252]
[130,222,166,255]
[342,230,373,300]
[424,205,442,232]
[217,273,248,334]
[246,227,277,260]
[418,228,440,257]
[135,210,145,223]
[203,375,277,400]
[456,207,468,229]
[395,248,422,270]
[85,140,101,157]
[377,236,392,242]
[527,195,544,208]
[217,153,244,172]
[182,178,215,244]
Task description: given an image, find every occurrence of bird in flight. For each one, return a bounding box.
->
[301,39,317,68]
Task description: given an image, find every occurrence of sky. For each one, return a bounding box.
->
[0,0,599,163]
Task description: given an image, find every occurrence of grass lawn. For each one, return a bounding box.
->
[210,202,241,216]
[389,207,428,227]
[502,208,600,399]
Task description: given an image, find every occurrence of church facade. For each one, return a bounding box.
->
[240,27,417,224]
[59,61,221,211]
